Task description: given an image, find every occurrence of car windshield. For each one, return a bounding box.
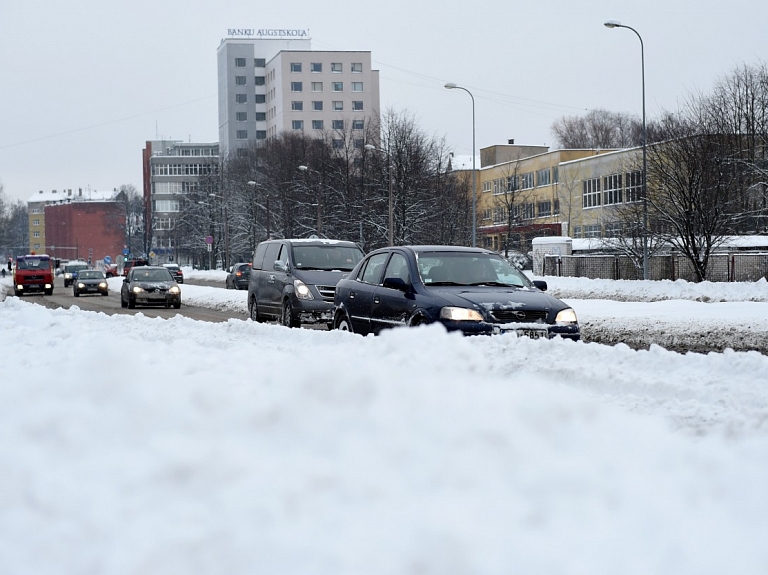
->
[417,252,531,288]
[66,264,88,272]
[16,257,50,270]
[78,271,104,280]
[292,245,364,271]
[133,269,173,282]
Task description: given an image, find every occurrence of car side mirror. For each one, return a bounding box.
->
[532,280,547,291]
[383,277,410,292]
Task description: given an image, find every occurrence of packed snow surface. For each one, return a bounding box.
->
[1,273,768,574]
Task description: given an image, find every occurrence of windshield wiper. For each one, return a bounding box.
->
[427,281,466,286]
[465,281,523,287]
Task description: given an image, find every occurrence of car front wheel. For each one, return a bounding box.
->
[281,299,299,328]
[128,296,136,309]
[334,312,353,333]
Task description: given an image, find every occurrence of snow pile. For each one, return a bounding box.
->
[1,298,768,573]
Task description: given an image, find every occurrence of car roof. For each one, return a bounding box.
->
[369,245,495,256]
[261,238,360,247]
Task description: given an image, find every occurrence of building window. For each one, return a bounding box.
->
[482,181,492,193]
[553,199,560,214]
[255,58,266,67]
[235,76,246,85]
[235,57,246,67]
[573,225,582,238]
[603,174,623,205]
[604,222,624,238]
[552,166,559,183]
[352,101,364,111]
[584,224,602,238]
[351,82,363,92]
[354,139,364,148]
[332,119,344,130]
[255,112,266,121]
[352,119,364,130]
[332,100,343,111]
[292,120,304,130]
[312,101,323,111]
[291,82,303,92]
[583,177,602,208]
[312,120,324,130]
[236,130,248,140]
[520,172,534,189]
[492,178,504,195]
[32,219,40,226]
[521,203,535,220]
[331,62,342,73]
[332,139,344,149]
[254,76,265,86]
[235,93,247,103]
[155,200,180,212]
[290,62,302,73]
[254,94,266,103]
[33,231,40,238]
[291,101,303,111]
[332,82,343,92]
[493,207,506,224]
[311,81,323,92]
[625,171,643,203]
[482,208,492,220]
[536,168,550,187]
[256,130,266,140]
[351,62,363,73]
[33,243,40,250]
[537,200,552,217]
[236,112,247,121]
[311,62,322,73]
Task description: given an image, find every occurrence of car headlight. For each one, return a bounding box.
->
[440,306,484,321]
[64,273,72,279]
[169,286,180,294]
[98,282,107,288]
[77,283,85,288]
[293,279,314,300]
[132,286,145,293]
[555,308,578,324]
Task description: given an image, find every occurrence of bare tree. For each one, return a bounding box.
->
[551,109,643,149]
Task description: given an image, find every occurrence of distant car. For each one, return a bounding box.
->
[226,263,251,290]
[73,270,109,297]
[62,261,90,287]
[162,263,184,284]
[247,239,365,328]
[104,264,120,278]
[120,266,181,309]
[333,245,580,339]
[122,258,149,276]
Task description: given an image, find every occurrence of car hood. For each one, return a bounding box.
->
[133,281,175,289]
[292,269,352,285]
[426,285,568,313]
[78,278,105,284]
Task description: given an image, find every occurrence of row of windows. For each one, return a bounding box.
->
[291,119,365,131]
[290,100,364,112]
[236,111,267,122]
[152,164,216,176]
[154,199,181,212]
[289,62,363,73]
[481,200,560,223]
[153,181,200,195]
[234,58,266,68]
[482,167,560,194]
[235,93,266,104]
[237,130,267,140]
[235,75,266,86]
[290,81,364,93]
[582,171,644,209]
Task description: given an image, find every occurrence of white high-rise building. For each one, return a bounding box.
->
[217,29,380,156]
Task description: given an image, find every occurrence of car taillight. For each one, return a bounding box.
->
[236,271,242,276]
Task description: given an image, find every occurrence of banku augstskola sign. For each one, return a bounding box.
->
[227,29,309,38]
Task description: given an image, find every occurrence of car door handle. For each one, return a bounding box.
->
[373,296,380,304]
[268,274,276,283]
[349,291,355,299]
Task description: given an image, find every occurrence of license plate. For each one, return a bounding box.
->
[500,327,548,339]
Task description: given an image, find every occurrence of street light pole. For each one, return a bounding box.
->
[364,144,394,246]
[445,82,477,247]
[297,165,322,237]
[605,19,648,280]
[247,180,271,240]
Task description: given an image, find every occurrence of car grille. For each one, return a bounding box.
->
[24,275,46,282]
[144,287,168,293]
[316,285,336,301]
[491,309,548,323]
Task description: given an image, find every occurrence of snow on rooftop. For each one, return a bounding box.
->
[27,189,119,204]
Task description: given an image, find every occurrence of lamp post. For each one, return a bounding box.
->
[297,165,323,237]
[604,19,649,280]
[202,192,229,270]
[247,180,271,240]
[364,144,394,246]
[444,82,477,247]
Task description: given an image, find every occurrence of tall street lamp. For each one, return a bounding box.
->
[604,19,649,280]
[205,192,230,270]
[297,165,323,237]
[444,82,477,247]
[364,144,394,246]
[247,180,271,240]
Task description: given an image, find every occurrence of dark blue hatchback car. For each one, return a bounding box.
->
[333,245,580,340]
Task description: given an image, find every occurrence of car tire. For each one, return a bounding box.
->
[248,295,265,322]
[102,292,108,296]
[334,312,354,333]
[45,288,53,296]
[74,291,79,297]
[173,301,181,309]
[14,289,22,297]
[281,299,299,328]
[410,315,428,327]
[128,296,136,309]
[121,295,127,308]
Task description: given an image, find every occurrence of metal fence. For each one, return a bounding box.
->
[543,252,768,282]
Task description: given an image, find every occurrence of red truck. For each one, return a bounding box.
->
[13,253,54,296]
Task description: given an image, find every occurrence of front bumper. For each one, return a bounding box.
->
[294,297,334,324]
[440,319,580,340]
[134,293,181,306]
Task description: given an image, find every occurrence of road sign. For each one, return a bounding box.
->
[122,248,130,256]
[104,255,112,264]
[205,235,214,245]
[207,244,212,252]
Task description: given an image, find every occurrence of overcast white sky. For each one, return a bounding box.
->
[2,0,767,204]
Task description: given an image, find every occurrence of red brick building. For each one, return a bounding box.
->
[45,200,125,265]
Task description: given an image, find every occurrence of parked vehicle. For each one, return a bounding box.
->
[162,263,184,283]
[226,263,251,290]
[120,266,181,309]
[13,254,54,296]
[62,261,90,287]
[333,245,580,339]
[122,258,149,277]
[73,270,109,297]
[247,239,364,328]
